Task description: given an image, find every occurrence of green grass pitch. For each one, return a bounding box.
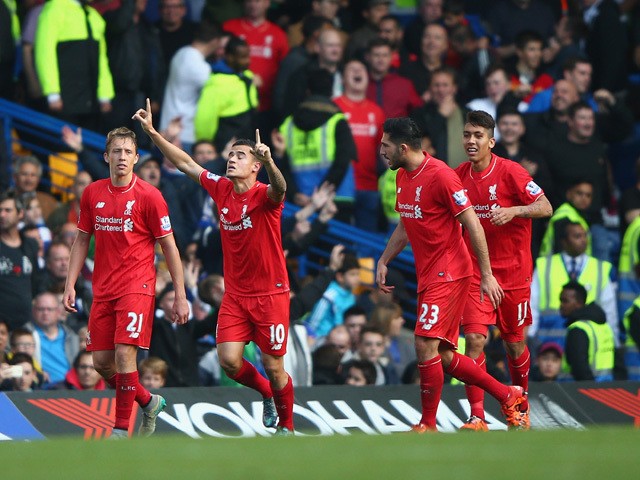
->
[1,427,637,479]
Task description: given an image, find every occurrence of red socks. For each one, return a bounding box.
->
[508,347,530,409]
[229,359,273,399]
[418,356,444,428]
[273,375,294,430]
[464,352,486,419]
[114,371,138,430]
[445,352,510,404]
[107,373,152,408]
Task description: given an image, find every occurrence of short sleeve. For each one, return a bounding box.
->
[77,185,94,234]
[437,167,472,216]
[199,169,225,204]
[145,188,172,238]
[509,162,544,205]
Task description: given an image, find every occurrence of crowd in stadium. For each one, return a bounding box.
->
[1,0,639,398]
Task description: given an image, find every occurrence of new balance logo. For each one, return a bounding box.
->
[95,202,105,208]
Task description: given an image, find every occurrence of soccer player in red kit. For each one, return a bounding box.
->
[455,111,553,430]
[63,127,190,439]
[134,99,295,435]
[376,117,526,432]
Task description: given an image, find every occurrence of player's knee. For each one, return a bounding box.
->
[465,333,486,355]
[219,357,242,376]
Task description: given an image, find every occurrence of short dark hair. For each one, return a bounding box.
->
[366,37,392,53]
[10,352,34,367]
[232,138,257,150]
[225,35,248,56]
[194,21,222,43]
[302,15,332,40]
[307,67,334,97]
[562,280,587,305]
[359,324,385,342]
[0,190,25,212]
[483,63,508,82]
[567,100,593,119]
[343,305,367,320]
[443,0,465,16]
[379,14,401,27]
[496,107,522,123]
[562,55,590,74]
[561,221,583,241]
[430,66,458,86]
[73,350,93,369]
[466,110,495,138]
[341,359,377,385]
[10,328,34,347]
[515,30,544,50]
[383,117,422,150]
[337,252,360,274]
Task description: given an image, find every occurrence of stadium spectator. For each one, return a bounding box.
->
[345,0,391,61]
[305,252,361,342]
[410,67,468,167]
[369,301,415,381]
[160,21,223,152]
[34,0,114,131]
[286,1,346,49]
[194,36,258,153]
[341,358,377,385]
[27,291,79,385]
[274,15,333,122]
[399,23,449,103]
[581,0,628,93]
[280,27,345,122]
[223,0,289,129]
[149,282,216,387]
[621,294,640,381]
[560,281,615,381]
[466,65,519,139]
[101,0,167,138]
[530,341,563,382]
[0,352,39,392]
[486,0,555,61]
[139,356,168,390]
[342,325,398,385]
[279,68,357,223]
[46,169,92,236]
[334,58,385,232]
[403,0,444,57]
[507,30,553,106]
[0,191,40,331]
[157,0,195,66]
[539,180,594,259]
[11,155,58,222]
[530,222,618,349]
[378,14,415,71]
[54,350,106,390]
[22,195,52,253]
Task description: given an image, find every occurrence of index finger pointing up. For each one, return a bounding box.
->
[256,129,261,144]
[146,97,151,112]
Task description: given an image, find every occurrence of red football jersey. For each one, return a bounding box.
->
[455,154,545,289]
[77,176,172,301]
[223,18,289,112]
[334,95,385,191]
[396,154,472,292]
[199,171,289,296]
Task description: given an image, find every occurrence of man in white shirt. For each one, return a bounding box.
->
[160,22,222,152]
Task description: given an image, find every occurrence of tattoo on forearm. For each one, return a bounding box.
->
[266,162,287,194]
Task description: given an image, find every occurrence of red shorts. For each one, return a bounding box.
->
[216,291,290,356]
[462,285,531,343]
[414,277,471,349]
[87,294,156,351]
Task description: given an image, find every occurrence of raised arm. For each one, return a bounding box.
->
[132,98,204,183]
[254,129,286,203]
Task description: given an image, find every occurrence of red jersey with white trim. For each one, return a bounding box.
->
[396,154,472,292]
[223,18,289,112]
[334,95,385,191]
[77,175,172,301]
[455,154,544,289]
[199,170,289,296]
